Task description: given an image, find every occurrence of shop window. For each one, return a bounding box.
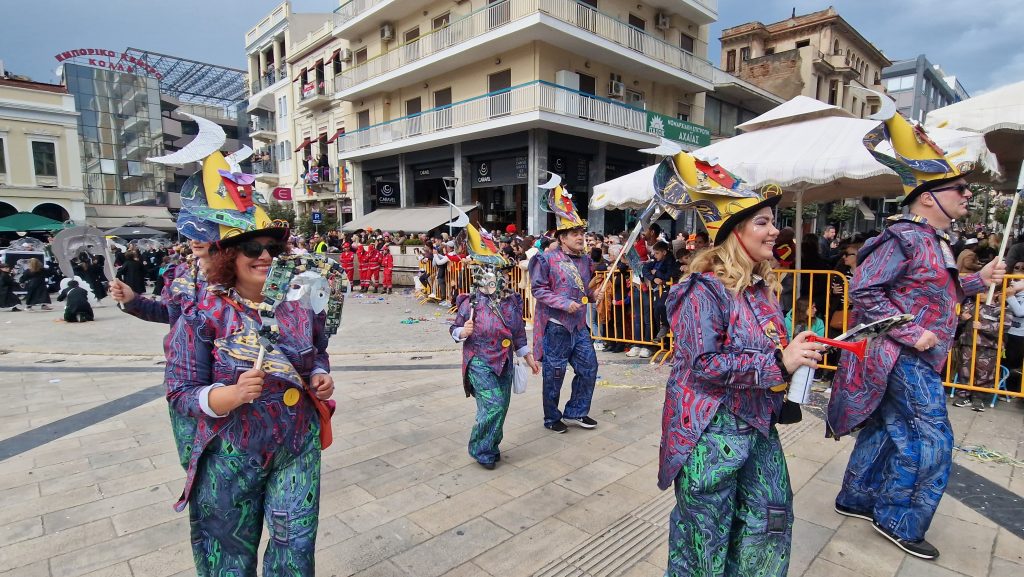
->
[32,141,57,177]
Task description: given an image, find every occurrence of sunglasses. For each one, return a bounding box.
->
[931,183,970,195]
[844,252,857,257]
[236,240,286,259]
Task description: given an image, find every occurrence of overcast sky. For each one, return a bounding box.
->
[1,0,1019,95]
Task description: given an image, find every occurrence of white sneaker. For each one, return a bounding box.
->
[625,346,640,357]
[639,347,652,358]
[593,342,606,351]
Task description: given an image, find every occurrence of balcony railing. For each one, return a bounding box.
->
[337,80,648,154]
[249,116,276,134]
[335,0,713,93]
[250,68,284,95]
[300,80,329,101]
[334,0,384,27]
[251,149,277,174]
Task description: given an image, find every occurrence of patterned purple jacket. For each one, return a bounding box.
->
[163,286,330,511]
[450,292,529,395]
[658,272,788,490]
[123,261,203,326]
[826,216,986,437]
[529,249,595,361]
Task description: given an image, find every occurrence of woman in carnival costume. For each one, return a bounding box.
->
[162,133,336,575]
[450,220,539,469]
[655,151,824,577]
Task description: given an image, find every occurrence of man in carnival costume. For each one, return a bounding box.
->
[450,220,539,468]
[530,174,601,433]
[829,89,1004,559]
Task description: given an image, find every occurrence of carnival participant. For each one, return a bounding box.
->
[530,174,600,433]
[655,152,823,577]
[164,212,333,575]
[357,240,381,293]
[450,222,539,468]
[829,90,1004,560]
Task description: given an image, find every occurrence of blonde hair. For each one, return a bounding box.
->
[686,232,780,296]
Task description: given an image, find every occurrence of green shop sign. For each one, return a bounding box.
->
[645,112,710,149]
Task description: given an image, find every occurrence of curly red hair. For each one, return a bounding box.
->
[205,247,240,287]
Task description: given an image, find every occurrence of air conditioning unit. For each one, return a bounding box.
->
[340,48,353,63]
[608,81,624,98]
[656,13,670,30]
[380,24,394,41]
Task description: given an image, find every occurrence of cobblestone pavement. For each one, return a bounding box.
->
[0,290,1021,576]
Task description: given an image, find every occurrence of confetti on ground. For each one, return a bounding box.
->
[48,378,61,383]
[954,445,1024,468]
[400,318,420,325]
[602,409,617,418]
[596,380,658,391]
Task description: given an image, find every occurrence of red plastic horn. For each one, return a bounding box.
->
[807,335,867,359]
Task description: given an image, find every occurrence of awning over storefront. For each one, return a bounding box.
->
[85,205,177,231]
[341,205,478,234]
[326,128,344,143]
[295,137,311,152]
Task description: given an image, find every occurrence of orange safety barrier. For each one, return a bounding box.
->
[588,270,672,358]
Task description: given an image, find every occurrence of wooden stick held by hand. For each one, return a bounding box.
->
[986,164,1024,305]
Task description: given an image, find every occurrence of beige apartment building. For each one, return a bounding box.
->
[0,76,85,224]
[245,2,342,220]
[328,0,729,234]
[720,7,891,121]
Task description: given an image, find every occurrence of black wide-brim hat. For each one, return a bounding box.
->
[213,226,290,252]
[900,170,973,207]
[714,194,783,246]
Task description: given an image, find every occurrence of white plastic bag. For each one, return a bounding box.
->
[512,357,528,394]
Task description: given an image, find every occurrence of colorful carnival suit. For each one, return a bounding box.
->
[122,259,205,326]
[529,248,597,427]
[450,292,528,465]
[357,244,381,290]
[660,273,793,577]
[830,216,985,542]
[164,286,330,576]
[381,246,394,291]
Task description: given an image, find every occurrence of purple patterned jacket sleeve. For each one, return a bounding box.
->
[163,308,216,418]
[123,294,170,324]
[529,253,575,312]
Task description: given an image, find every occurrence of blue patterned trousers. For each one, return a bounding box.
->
[541,322,598,426]
[836,353,953,541]
[467,357,512,465]
[188,432,321,577]
[668,408,792,577]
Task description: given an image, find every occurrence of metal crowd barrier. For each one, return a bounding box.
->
[429,263,1024,404]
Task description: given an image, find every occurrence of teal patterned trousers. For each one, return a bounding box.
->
[188,431,321,577]
[667,407,793,577]
[468,357,512,465]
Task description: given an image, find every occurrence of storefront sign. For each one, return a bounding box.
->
[646,112,710,148]
[472,156,528,188]
[413,164,454,181]
[54,48,163,79]
[549,154,589,186]
[375,182,399,206]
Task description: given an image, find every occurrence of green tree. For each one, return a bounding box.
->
[827,205,856,227]
[266,201,296,228]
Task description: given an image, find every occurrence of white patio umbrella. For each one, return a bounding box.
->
[592,93,999,267]
[926,80,1024,192]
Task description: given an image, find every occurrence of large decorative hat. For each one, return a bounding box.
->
[653,151,781,246]
[465,222,508,267]
[539,173,587,232]
[852,86,970,206]
[148,113,288,247]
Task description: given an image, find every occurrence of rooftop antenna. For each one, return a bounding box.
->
[792,7,796,18]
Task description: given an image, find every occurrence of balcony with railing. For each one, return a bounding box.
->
[646,0,718,25]
[332,0,434,40]
[249,68,285,96]
[251,149,279,185]
[298,78,332,110]
[249,114,277,141]
[336,80,658,161]
[334,0,714,101]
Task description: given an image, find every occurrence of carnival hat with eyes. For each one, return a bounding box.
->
[652,150,780,246]
[539,172,587,232]
[851,86,972,207]
[148,113,288,248]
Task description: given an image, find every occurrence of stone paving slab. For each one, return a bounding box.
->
[0,294,1022,577]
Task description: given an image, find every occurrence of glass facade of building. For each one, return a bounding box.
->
[63,63,165,206]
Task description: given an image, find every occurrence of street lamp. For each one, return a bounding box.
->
[442,176,459,238]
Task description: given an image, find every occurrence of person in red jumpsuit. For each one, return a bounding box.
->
[380,240,394,294]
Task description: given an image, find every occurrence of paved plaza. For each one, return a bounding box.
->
[0,291,1022,577]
